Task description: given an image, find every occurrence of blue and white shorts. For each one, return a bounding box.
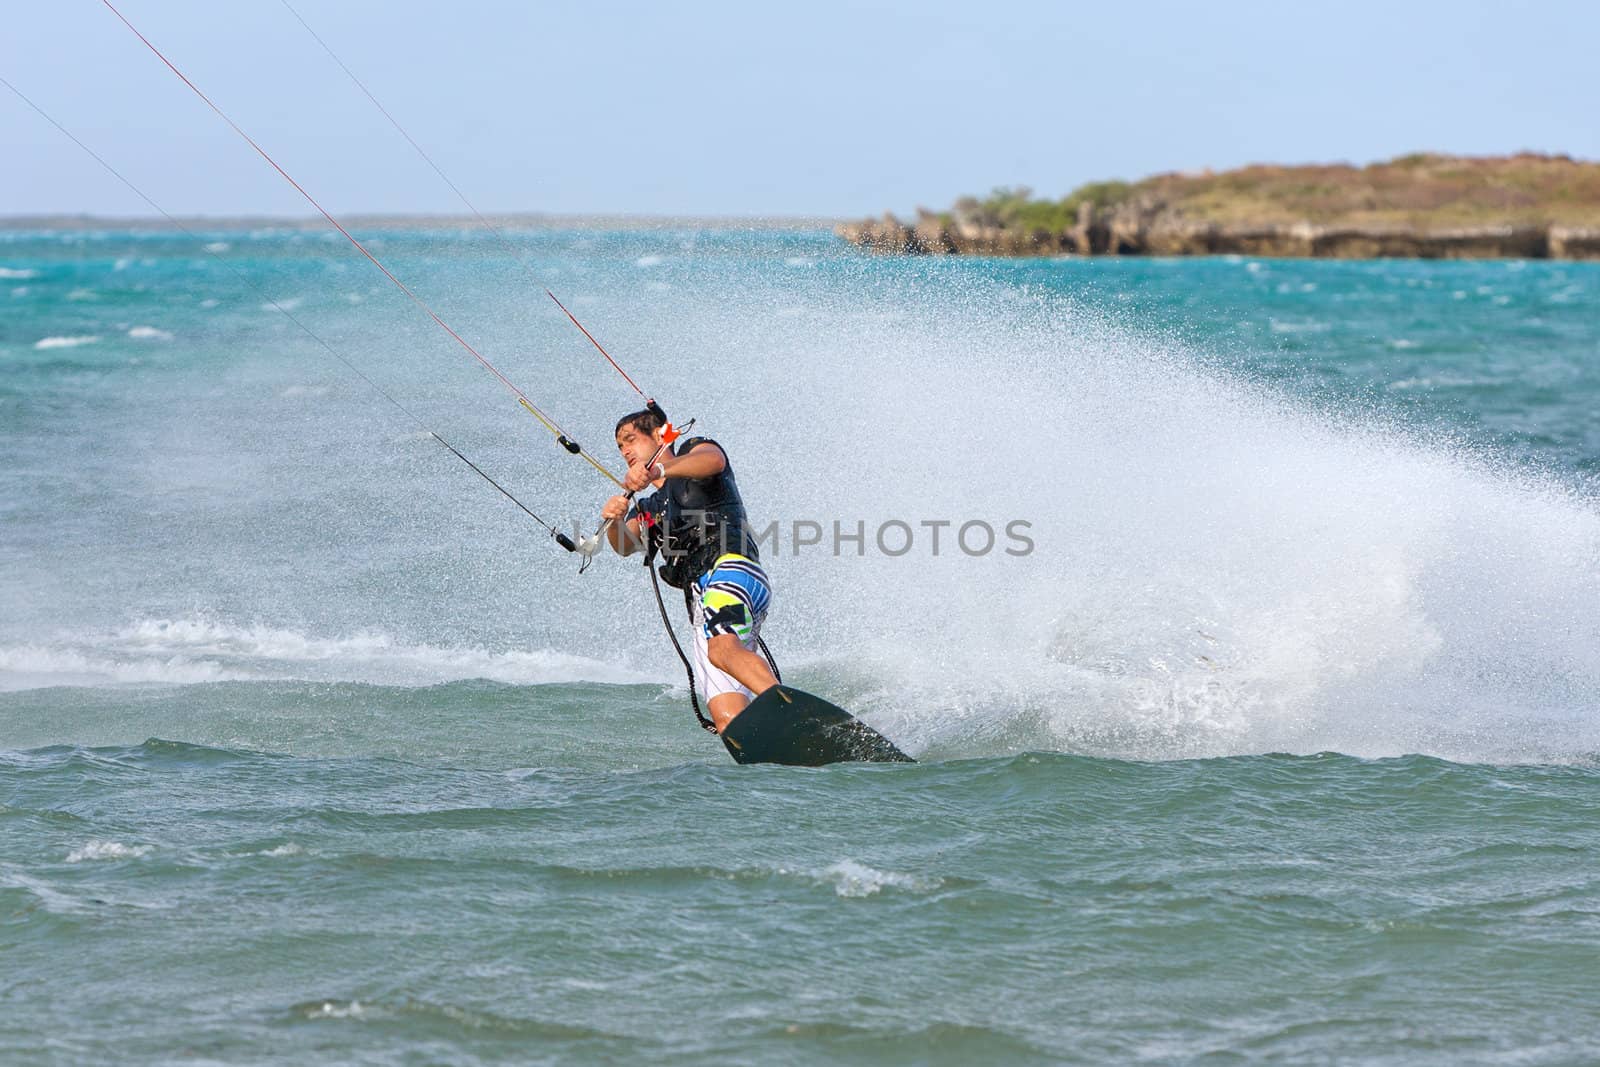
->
[690,553,772,700]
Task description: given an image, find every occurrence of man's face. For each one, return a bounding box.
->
[615,422,660,469]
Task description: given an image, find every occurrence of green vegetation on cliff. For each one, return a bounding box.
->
[963,153,1600,230]
[958,181,1132,233]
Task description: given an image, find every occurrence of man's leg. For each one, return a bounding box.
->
[705,634,778,731]
[691,559,774,732]
[705,692,746,733]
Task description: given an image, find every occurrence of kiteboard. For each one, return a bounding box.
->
[720,685,914,766]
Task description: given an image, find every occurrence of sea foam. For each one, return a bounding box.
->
[815,861,939,898]
[0,617,658,692]
[66,840,153,863]
[33,335,101,350]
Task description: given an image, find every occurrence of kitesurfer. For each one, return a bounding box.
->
[602,409,776,731]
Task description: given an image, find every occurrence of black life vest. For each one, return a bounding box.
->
[636,436,760,588]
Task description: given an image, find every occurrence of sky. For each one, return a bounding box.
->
[3,0,1597,219]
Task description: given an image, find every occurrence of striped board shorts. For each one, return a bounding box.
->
[690,553,773,701]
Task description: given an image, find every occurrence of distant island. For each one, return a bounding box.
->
[838,153,1600,260]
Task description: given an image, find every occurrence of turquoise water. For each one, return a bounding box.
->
[5,228,1600,1063]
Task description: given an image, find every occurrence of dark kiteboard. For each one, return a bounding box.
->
[720,685,914,767]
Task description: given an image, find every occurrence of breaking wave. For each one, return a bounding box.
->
[33,334,101,350]
[0,617,659,692]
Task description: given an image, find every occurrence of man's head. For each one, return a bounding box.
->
[615,408,666,467]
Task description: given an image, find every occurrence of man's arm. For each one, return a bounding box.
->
[659,442,727,481]
[602,495,646,556]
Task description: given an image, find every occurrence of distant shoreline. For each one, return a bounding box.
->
[839,153,1600,261]
[0,213,841,233]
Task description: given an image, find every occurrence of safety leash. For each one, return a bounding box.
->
[648,561,717,734]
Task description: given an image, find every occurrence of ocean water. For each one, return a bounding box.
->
[4,227,1600,1064]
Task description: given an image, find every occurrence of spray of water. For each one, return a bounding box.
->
[630,258,1600,763]
[8,238,1599,763]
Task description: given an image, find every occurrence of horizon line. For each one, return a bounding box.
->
[0,211,844,232]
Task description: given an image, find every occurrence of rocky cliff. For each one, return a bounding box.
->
[839,154,1600,260]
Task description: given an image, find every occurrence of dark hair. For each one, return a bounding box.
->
[615,408,665,437]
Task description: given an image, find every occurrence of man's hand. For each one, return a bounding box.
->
[601,494,631,522]
[622,460,660,493]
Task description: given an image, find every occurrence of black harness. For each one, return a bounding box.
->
[636,436,761,589]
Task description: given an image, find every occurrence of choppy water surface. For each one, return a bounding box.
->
[4,227,1599,1063]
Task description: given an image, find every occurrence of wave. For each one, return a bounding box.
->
[32,334,101,350]
[0,617,660,692]
[543,855,948,896]
[0,644,248,689]
[0,868,86,916]
[0,267,39,279]
[287,996,624,1041]
[65,840,153,863]
[127,325,173,341]
[808,860,941,897]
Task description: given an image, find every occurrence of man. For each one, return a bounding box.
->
[601,409,777,732]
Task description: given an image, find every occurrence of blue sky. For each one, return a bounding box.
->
[3,0,1596,218]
